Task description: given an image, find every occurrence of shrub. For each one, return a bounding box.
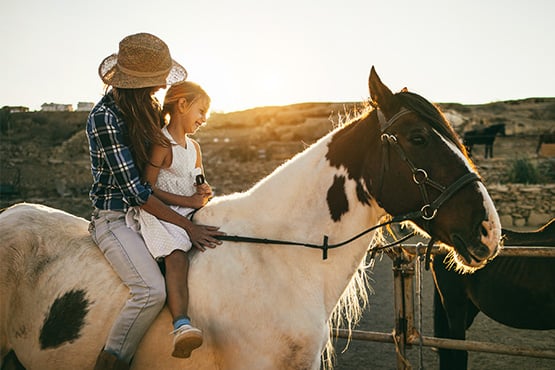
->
[506,158,540,184]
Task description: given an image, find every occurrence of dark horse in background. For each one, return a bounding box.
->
[463,123,506,158]
[536,132,555,154]
[432,219,555,370]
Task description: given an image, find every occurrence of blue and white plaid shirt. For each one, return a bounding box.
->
[86,92,152,212]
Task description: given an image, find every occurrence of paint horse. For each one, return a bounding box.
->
[432,218,555,370]
[463,123,506,158]
[0,67,501,370]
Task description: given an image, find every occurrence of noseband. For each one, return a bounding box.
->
[376,108,481,224]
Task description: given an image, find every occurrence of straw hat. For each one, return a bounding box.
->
[98,33,187,88]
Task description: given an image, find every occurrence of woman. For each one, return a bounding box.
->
[86,33,223,370]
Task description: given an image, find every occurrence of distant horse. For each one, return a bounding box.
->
[432,218,555,370]
[463,123,506,158]
[0,67,501,370]
[536,132,555,155]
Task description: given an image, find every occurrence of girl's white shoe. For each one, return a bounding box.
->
[171,324,203,358]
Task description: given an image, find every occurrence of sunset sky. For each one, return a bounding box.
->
[1,0,553,113]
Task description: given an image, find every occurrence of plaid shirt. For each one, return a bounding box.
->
[86,92,152,212]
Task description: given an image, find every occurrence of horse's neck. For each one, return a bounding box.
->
[198,131,382,314]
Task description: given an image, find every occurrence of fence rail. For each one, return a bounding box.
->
[333,243,555,369]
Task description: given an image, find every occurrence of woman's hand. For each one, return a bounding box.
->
[188,224,225,251]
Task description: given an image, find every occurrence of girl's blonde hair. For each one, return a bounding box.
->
[162,81,210,124]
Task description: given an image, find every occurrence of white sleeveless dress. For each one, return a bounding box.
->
[126,127,202,259]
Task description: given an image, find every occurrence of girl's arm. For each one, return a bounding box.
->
[143,143,208,209]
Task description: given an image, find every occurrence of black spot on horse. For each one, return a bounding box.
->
[327,175,349,222]
[1,350,26,370]
[39,289,90,349]
[355,180,372,206]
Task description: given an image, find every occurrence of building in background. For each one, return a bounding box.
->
[2,106,29,113]
[76,102,94,112]
[41,103,73,112]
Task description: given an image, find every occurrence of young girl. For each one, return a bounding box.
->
[87,33,223,370]
[126,81,214,358]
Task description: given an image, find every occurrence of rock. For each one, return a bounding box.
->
[528,211,551,227]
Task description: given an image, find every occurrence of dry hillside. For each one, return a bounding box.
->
[1,98,554,218]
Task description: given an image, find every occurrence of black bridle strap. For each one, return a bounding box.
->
[214,217,414,260]
[428,172,480,213]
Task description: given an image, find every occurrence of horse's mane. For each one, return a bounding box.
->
[323,253,370,369]
[397,91,467,153]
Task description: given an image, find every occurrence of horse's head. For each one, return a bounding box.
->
[496,123,507,136]
[366,67,501,269]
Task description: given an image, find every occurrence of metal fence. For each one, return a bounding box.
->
[334,244,555,370]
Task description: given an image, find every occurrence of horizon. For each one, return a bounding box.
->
[4,95,555,115]
[1,0,554,113]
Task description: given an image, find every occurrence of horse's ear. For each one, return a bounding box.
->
[369,66,396,116]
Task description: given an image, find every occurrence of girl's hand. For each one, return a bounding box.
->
[189,193,209,209]
[194,183,213,207]
[195,183,212,198]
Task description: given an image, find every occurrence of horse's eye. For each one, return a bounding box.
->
[409,134,427,146]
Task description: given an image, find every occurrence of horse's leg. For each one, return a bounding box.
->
[433,286,450,346]
[431,257,470,370]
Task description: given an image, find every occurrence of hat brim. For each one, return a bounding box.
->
[99,54,188,89]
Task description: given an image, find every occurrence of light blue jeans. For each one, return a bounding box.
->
[89,209,166,364]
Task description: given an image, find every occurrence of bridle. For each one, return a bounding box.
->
[203,106,481,260]
[376,108,481,224]
[375,107,481,265]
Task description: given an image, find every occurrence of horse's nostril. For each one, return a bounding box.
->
[480,223,488,237]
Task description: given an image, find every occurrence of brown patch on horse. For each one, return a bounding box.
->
[39,289,91,349]
[326,175,349,222]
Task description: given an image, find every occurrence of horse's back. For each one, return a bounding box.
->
[0,203,128,369]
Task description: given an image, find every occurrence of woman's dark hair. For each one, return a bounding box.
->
[112,87,170,173]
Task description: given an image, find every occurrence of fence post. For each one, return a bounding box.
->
[392,250,417,369]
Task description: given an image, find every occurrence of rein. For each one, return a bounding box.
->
[198,106,480,261]
[214,215,416,260]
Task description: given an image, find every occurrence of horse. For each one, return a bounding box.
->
[0,67,502,370]
[536,132,555,156]
[463,123,506,158]
[432,218,555,370]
